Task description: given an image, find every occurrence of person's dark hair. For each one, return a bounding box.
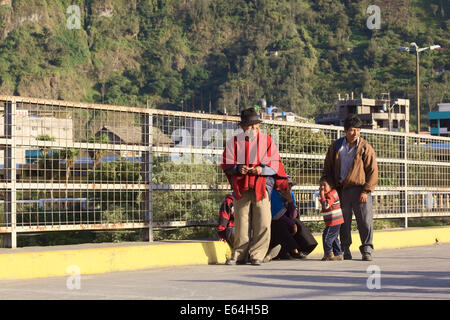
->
[344,114,362,130]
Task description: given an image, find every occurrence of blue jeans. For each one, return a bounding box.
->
[322,224,343,255]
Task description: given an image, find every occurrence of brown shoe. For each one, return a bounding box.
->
[334,254,344,261]
[321,253,335,261]
[263,244,281,263]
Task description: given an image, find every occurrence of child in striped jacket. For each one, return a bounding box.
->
[319,181,344,261]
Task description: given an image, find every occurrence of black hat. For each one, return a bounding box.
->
[239,108,262,126]
[287,175,296,186]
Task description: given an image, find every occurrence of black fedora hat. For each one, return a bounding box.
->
[239,108,262,126]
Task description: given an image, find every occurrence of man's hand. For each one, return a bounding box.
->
[238,165,249,175]
[248,166,262,176]
[359,192,368,203]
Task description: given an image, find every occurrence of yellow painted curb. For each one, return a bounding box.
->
[0,241,230,280]
[0,226,449,280]
[308,226,450,256]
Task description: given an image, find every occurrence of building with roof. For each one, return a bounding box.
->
[317,93,410,132]
[0,111,73,166]
[429,103,450,137]
[96,125,172,147]
[260,106,310,123]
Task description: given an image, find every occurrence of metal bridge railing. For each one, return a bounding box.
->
[150,109,450,228]
[0,96,152,248]
[1,95,450,248]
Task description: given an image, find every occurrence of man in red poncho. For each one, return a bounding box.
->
[221,107,289,265]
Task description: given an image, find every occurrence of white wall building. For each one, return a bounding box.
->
[0,111,73,166]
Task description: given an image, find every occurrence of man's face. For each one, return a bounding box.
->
[241,123,260,140]
[344,126,360,144]
[241,123,260,132]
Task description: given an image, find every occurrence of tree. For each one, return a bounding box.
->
[88,134,110,170]
[59,149,80,185]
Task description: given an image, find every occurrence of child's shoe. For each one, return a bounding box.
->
[321,253,335,261]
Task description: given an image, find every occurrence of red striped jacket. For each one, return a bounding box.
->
[217,194,234,240]
[221,131,289,202]
[319,189,344,227]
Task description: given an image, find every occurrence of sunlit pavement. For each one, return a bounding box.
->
[1,243,449,300]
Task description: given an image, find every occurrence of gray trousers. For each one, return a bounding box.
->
[338,186,374,254]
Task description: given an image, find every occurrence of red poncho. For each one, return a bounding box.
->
[221,131,289,202]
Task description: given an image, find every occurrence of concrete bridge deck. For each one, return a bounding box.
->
[0,243,449,300]
[0,226,449,301]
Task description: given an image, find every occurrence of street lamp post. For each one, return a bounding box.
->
[382,92,392,131]
[399,43,441,133]
[414,44,420,133]
[382,92,399,132]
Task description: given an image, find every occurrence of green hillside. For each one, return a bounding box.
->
[0,0,449,129]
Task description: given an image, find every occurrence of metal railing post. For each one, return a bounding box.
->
[142,111,153,241]
[403,134,408,228]
[2,99,17,248]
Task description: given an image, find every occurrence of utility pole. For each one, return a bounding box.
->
[399,43,441,134]
[415,49,420,133]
